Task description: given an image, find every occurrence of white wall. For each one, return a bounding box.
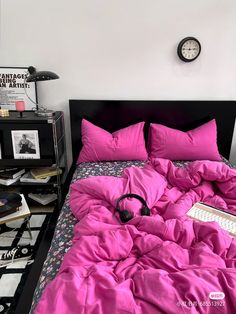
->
[0,0,236,166]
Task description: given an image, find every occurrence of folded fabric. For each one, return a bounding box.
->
[148,119,221,161]
[78,119,148,163]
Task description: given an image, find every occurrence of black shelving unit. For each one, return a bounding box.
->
[0,110,67,212]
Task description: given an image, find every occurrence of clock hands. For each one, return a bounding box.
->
[182,47,192,50]
[182,48,197,51]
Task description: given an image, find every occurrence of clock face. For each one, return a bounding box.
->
[177,37,201,62]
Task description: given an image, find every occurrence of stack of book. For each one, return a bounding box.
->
[20,166,62,183]
[0,168,25,186]
[20,172,50,183]
[30,167,62,179]
[23,167,62,206]
[28,193,57,205]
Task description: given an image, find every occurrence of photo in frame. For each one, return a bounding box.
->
[0,67,37,110]
[11,130,40,159]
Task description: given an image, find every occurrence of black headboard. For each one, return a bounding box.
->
[69,100,236,164]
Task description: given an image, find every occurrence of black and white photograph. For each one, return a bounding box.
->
[11,130,40,159]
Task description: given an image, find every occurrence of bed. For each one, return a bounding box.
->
[30,100,236,313]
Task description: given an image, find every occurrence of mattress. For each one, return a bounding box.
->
[30,158,234,313]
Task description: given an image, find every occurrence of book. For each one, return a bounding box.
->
[0,167,18,173]
[29,205,55,213]
[0,194,30,224]
[30,167,62,179]
[0,206,19,218]
[20,172,50,183]
[0,168,25,179]
[0,176,21,186]
[28,193,57,205]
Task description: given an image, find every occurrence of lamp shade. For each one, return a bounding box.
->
[26,67,59,82]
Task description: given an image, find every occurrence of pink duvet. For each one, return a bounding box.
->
[35,159,236,314]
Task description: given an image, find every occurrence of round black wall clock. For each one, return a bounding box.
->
[177,37,201,62]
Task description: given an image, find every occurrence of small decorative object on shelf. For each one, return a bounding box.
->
[15,100,25,118]
[0,111,67,212]
[0,109,9,117]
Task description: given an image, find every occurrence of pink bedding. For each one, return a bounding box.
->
[35,159,236,314]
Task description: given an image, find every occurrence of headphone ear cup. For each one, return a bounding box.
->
[141,206,150,216]
[119,210,133,223]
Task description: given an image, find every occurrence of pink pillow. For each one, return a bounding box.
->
[78,119,148,163]
[149,119,221,161]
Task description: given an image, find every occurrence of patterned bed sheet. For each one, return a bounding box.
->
[30,158,234,313]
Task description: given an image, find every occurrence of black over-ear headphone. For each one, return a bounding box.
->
[115,193,150,223]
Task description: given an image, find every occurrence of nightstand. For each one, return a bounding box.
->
[0,111,67,212]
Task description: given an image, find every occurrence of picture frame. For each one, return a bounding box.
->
[0,66,38,110]
[11,130,40,159]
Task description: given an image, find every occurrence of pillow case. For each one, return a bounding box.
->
[78,119,148,163]
[149,119,221,161]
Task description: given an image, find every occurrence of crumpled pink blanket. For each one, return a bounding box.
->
[35,159,236,314]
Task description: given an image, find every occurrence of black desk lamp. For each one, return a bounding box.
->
[25,66,59,117]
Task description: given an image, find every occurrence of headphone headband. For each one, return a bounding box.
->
[116,193,147,212]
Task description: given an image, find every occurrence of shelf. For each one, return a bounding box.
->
[0,111,62,124]
[0,170,66,187]
[0,159,54,167]
[10,181,58,187]
[0,110,67,214]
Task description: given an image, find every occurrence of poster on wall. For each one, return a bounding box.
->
[0,67,37,110]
